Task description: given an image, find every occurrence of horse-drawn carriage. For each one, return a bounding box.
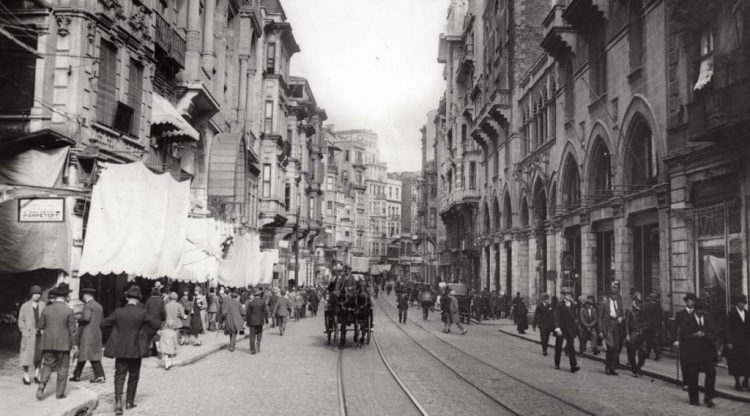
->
[324,273,373,348]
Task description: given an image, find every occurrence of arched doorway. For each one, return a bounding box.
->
[561,155,582,295]
[503,192,513,294]
[533,178,548,294]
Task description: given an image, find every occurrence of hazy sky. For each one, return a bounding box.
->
[283,0,446,172]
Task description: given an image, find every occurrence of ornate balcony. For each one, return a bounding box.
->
[562,0,608,32]
[687,78,750,143]
[154,13,185,69]
[541,3,577,62]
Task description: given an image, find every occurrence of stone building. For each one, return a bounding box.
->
[417,110,443,286]
[664,0,750,324]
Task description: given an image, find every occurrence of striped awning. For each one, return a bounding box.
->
[151,93,200,141]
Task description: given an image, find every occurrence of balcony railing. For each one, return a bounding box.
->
[154,13,186,68]
[687,78,750,143]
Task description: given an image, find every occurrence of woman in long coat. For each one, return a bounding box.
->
[18,285,44,384]
[222,291,244,352]
[515,298,529,334]
[727,294,750,391]
[162,292,186,370]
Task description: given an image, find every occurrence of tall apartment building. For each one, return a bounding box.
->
[418,110,443,285]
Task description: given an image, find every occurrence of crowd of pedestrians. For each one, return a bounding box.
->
[526,283,750,408]
[15,281,325,415]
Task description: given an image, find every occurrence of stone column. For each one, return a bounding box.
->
[527,231,538,305]
[201,0,216,72]
[238,57,248,123]
[580,223,596,298]
[185,0,202,81]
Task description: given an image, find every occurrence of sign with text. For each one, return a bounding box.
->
[18,198,65,222]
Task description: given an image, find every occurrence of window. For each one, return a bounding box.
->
[591,139,612,196]
[628,0,644,71]
[262,164,272,197]
[429,208,437,227]
[264,101,274,134]
[469,162,476,190]
[327,201,333,215]
[266,42,276,74]
[589,23,607,99]
[284,183,291,210]
[309,196,315,219]
[0,28,37,112]
[345,150,350,161]
[127,60,143,136]
[562,156,581,209]
[700,28,715,56]
[627,119,658,186]
[327,177,334,191]
[97,41,118,126]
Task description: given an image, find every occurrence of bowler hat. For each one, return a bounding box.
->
[126,286,142,299]
[55,283,72,296]
[81,287,97,295]
[29,285,42,296]
[684,293,697,302]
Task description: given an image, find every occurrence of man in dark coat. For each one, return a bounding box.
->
[308,287,320,317]
[70,288,105,383]
[726,294,750,391]
[598,285,624,375]
[101,286,161,414]
[553,287,580,372]
[676,293,717,407]
[642,292,664,360]
[221,291,244,351]
[625,292,648,377]
[267,289,280,328]
[532,293,554,356]
[36,284,77,400]
[245,290,268,354]
[144,287,165,357]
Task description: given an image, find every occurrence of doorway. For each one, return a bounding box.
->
[505,241,512,294]
[633,222,659,297]
[596,229,615,298]
[563,226,582,296]
[494,243,501,291]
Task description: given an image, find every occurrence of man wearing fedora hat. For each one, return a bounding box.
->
[36,283,77,400]
[70,288,105,383]
[553,287,580,373]
[18,285,45,385]
[244,289,268,354]
[598,283,624,375]
[101,285,161,414]
[675,292,717,407]
[726,293,749,392]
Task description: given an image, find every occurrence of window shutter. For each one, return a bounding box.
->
[97,42,118,126]
[128,60,143,135]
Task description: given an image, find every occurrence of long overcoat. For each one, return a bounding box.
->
[222,296,244,334]
[39,301,76,351]
[727,307,750,376]
[17,300,44,366]
[77,299,104,361]
[101,304,161,359]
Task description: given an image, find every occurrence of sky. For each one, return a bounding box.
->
[283,0,446,172]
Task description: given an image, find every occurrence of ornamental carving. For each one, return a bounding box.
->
[99,0,125,21]
[129,6,151,39]
[86,20,97,43]
[56,15,72,37]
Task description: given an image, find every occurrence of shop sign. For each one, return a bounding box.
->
[18,198,65,222]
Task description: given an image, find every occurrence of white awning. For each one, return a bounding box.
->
[151,93,200,141]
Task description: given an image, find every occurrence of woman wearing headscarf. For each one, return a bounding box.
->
[221,290,244,351]
[18,285,45,385]
[161,292,186,370]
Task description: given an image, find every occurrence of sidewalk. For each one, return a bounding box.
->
[475,316,750,403]
[0,330,244,416]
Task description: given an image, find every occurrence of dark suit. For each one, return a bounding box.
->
[245,298,268,353]
[677,308,717,403]
[598,296,624,371]
[38,300,77,396]
[268,293,280,328]
[578,305,598,354]
[553,301,579,369]
[625,304,648,372]
[101,303,161,405]
[532,302,554,354]
[273,296,293,335]
[73,299,105,380]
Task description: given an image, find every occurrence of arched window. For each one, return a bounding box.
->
[626,117,657,187]
[503,193,513,229]
[533,179,547,223]
[483,204,490,232]
[562,155,581,209]
[493,200,501,230]
[520,198,530,228]
[590,138,612,197]
[549,184,557,217]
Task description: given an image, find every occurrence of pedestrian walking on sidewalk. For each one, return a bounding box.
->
[420,286,434,320]
[245,290,268,354]
[273,290,293,335]
[70,288,105,383]
[207,287,219,331]
[18,285,44,386]
[194,287,208,337]
[308,287,320,317]
[515,298,529,334]
[643,293,663,360]
[35,284,76,401]
[144,287,165,357]
[578,298,599,355]
[625,292,648,377]
[397,292,409,323]
[553,287,580,373]
[726,294,750,392]
[268,288,280,328]
[444,289,467,335]
[222,290,244,351]
[162,292,187,369]
[598,285,624,376]
[101,286,161,414]
[675,292,717,407]
[533,293,553,356]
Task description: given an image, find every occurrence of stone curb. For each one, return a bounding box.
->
[492,323,750,403]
